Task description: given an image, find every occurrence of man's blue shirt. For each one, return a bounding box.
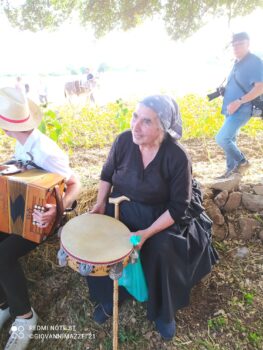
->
[222,53,263,116]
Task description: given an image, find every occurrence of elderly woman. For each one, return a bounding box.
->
[87,95,218,340]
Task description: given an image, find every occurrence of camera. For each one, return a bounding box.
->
[207,86,225,101]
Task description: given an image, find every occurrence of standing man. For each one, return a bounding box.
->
[216,32,263,178]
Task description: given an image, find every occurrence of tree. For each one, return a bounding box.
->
[1,0,263,40]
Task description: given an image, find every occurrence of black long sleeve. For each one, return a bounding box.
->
[101,130,192,221]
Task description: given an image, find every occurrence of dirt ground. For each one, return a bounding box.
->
[0,133,262,350]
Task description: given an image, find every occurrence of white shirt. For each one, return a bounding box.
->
[15,129,73,180]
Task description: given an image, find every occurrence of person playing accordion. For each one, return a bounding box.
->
[0,87,81,350]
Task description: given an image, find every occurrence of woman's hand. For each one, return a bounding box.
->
[129,229,149,250]
[89,181,112,215]
[129,211,175,250]
[32,203,57,228]
[90,202,106,215]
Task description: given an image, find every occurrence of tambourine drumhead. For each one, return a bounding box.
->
[61,213,132,264]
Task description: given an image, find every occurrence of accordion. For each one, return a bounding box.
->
[0,166,65,243]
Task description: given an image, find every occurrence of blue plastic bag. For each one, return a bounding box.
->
[118,235,148,302]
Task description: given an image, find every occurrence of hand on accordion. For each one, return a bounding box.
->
[32,203,57,228]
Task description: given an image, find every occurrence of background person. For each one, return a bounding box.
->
[0,87,81,350]
[15,76,25,94]
[38,79,48,107]
[24,83,30,95]
[86,67,94,81]
[86,95,218,341]
[216,32,263,179]
[85,67,96,103]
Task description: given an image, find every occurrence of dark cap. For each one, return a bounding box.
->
[231,32,249,43]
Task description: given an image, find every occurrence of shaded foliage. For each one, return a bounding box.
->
[1,0,263,40]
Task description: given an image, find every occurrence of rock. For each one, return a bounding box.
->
[238,217,261,240]
[253,185,263,196]
[234,247,249,258]
[240,184,251,192]
[259,230,263,241]
[228,222,237,238]
[224,192,242,212]
[206,200,225,225]
[212,224,227,240]
[242,192,263,212]
[208,174,241,192]
[214,190,228,208]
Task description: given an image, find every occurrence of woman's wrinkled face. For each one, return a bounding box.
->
[131,104,164,147]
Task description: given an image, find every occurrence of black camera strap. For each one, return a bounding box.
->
[234,72,263,102]
[219,77,226,88]
[233,71,263,118]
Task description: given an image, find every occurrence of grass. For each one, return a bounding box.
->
[0,179,262,350]
[2,95,262,152]
[0,97,262,349]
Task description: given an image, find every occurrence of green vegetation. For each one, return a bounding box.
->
[3,1,263,40]
[0,96,262,349]
[36,95,263,151]
[208,314,228,331]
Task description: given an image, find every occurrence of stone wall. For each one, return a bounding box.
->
[203,174,263,241]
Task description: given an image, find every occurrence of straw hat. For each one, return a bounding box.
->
[0,87,42,131]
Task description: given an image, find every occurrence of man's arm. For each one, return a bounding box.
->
[227,82,263,115]
[62,173,81,210]
[238,82,263,104]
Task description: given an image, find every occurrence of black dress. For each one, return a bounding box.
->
[86,131,218,323]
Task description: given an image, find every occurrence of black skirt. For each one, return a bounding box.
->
[86,180,219,323]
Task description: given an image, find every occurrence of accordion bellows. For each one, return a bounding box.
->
[0,167,65,243]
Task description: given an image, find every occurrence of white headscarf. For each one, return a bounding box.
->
[140,95,182,140]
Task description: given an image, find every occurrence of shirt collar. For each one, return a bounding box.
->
[17,129,39,150]
[235,52,251,65]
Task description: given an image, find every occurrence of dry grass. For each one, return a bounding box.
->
[0,134,263,350]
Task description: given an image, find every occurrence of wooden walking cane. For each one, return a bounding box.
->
[108,196,130,350]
